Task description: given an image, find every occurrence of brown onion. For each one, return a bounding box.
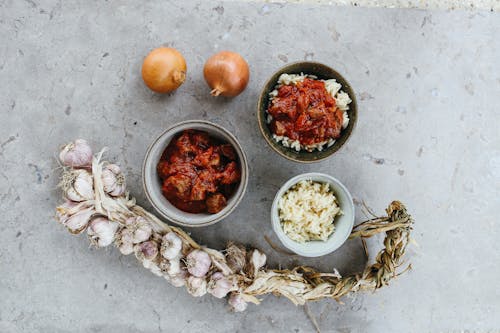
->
[141,47,187,93]
[203,51,249,97]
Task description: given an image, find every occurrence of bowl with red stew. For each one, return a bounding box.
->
[257,62,357,163]
[143,120,248,227]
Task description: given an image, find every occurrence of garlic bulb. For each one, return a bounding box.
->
[55,200,79,224]
[101,164,126,197]
[133,224,152,243]
[160,257,187,287]
[228,293,248,312]
[55,200,94,234]
[135,241,159,261]
[120,243,135,256]
[249,249,267,275]
[169,269,187,287]
[66,208,95,234]
[137,241,162,277]
[59,139,93,168]
[162,260,187,287]
[204,248,233,276]
[161,232,182,260]
[186,250,211,277]
[159,257,182,277]
[186,276,207,297]
[208,272,234,299]
[61,169,94,202]
[148,263,163,277]
[116,228,134,255]
[226,242,247,273]
[87,217,119,247]
[125,216,152,243]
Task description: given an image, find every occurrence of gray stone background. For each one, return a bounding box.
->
[247,0,500,11]
[1,1,499,332]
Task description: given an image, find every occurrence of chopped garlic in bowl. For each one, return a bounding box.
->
[271,173,354,257]
[278,180,342,243]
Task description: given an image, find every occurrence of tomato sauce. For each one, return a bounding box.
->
[267,78,344,146]
[157,130,241,214]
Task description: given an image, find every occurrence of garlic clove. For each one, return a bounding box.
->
[249,249,267,275]
[162,264,188,287]
[59,139,93,168]
[142,259,155,270]
[133,223,152,243]
[226,242,247,273]
[186,276,207,297]
[186,249,211,278]
[148,264,163,277]
[160,258,188,287]
[159,257,182,277]
[124,216,152,244]
[75,172,94,199]
[170,273,187,287]
[101,164,126,197]
[161,232,182,260]
[116,228,134,255]
[101,169,115,193]
[119,241,135,255]
[204,248,233,276]
[55,200,79,225]
[64,207,95,234]
[105,163,121,175]
[135,241,159,261]
[118,227,133,242]
[110,184,126,197]
[143,258,163,277]
[228,293,248,312]
[208,272,234,299]
[124,217,136,226]
[87,217,119,247]
[61,169,94,202]
[167,259,181,276]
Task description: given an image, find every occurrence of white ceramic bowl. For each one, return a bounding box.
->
[271,172,355,257]
[143,120,249,227]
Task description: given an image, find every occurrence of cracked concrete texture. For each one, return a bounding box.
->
[1,0,499,332]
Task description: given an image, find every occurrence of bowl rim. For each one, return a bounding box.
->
[271,172,355,257]
[142,119,249,227]
[257,61,357,164]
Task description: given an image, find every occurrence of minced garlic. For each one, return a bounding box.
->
[278,180,341,243]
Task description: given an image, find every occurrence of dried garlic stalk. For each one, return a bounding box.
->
[55,140,414,312]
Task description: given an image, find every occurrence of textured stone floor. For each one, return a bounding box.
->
[1,1,499,332]
[242,0,500,11]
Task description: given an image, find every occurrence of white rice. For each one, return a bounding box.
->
[278,180,342,243]
[273,134,335,152]
[267,73,352,152]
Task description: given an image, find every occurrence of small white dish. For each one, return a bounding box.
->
[271,172,355,257]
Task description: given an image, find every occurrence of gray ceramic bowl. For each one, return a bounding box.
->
[257,62,357,163]
[142,120,249,227]
[271,173,354,257]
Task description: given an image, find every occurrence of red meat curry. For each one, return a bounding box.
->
[267,78,344,146]
[157,130,241,214]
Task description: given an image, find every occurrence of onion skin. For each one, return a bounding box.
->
[142,47,187,93]
[203,51,250,97]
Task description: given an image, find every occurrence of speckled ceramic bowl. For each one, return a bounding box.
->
[142,120,249,227]
[257,62,357,163]
[271,173,354,257]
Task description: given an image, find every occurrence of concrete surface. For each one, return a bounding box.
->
[244,0,500,12]
[1,1,499,332]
